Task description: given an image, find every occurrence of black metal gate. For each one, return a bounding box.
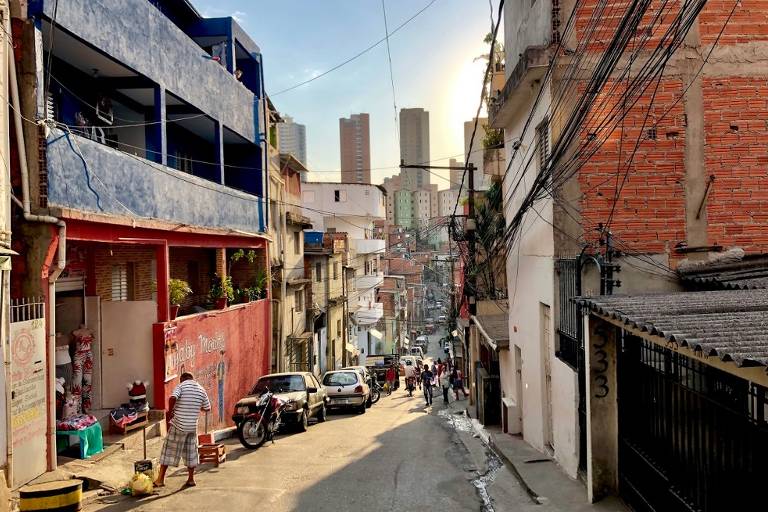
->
[618,334,768,512]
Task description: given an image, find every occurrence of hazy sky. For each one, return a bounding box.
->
[194,0,495,188]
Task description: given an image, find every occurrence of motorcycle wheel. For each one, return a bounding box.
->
[370,388,381,404]
[238,419,267,449]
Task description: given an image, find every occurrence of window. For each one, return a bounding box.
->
[536,118,550,175]
[337,319,342,336]
[334,190,347,202]
[294,289,304,310]
[293,231,301,255]
[333,262,339,280]
[315,262,322,282]
[111,263,135,301]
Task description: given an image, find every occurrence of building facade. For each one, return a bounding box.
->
[278,115,307,169]
[399,107,430,190]
[8,0,271,486]
[339,113,371,184]
[488,0,768,508]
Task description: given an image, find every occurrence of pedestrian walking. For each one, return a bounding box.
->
[451,368,469,400]
[154,372,211,488]
[430,360,438,388]
[439,366,451,405]
[385,365,396,395]
[421,364,434,406]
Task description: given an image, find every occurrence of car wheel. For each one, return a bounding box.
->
[358,403,367,414]
[366,394,372,408]
[297,409,309,432]
[317,403,327,422]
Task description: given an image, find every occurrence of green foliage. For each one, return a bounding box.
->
[482,126,504,149]
[231,249,258,264]
[168,278,192,306]
[209,274,234,302]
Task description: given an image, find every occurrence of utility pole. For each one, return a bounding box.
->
[466,163,477,316]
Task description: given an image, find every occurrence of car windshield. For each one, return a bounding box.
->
[251,375,306,394]
[323,372,358,387]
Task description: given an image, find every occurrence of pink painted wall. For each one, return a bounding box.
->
[154,299,271,431]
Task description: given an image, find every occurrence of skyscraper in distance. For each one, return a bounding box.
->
[278,115,307,179]
[464,118,490,191]
[339,113,371,184]
[399,108,430,190]
[449,158,463,190]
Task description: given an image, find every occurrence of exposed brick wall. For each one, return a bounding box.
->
[93,245,155,301]
[228,248,268,290]
[577,79,687,253]
[703,77,768,251]
[169,247,214,306]
[699,0,768,45]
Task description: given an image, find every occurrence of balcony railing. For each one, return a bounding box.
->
[46,128,264,233]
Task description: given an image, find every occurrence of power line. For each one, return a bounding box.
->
[270,0,440,96]
[381,0,400,149]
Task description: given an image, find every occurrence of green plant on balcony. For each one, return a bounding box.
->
[482,126,504,149]
[209,274,234,309]
[168,279,192,320]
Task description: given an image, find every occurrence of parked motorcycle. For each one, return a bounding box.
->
[368,378,382,405]
[237,390,287,449]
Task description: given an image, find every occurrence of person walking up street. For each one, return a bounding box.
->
[451,368,469,400]
[439,365,451,405]
[155,372,211,488]
[421,364,434,406]
[385,365,396,394]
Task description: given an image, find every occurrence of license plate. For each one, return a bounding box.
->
[334,398,350,404]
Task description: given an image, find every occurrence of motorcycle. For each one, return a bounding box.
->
[237,390,287,449]
[368,378,382,405]
[405,376,416,397]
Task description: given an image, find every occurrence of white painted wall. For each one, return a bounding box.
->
[501,78,580,478]
[503,0,552,81]
[300,182,386,233]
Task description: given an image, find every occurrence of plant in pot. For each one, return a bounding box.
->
[168,279,192,320]
[209,274,234,309]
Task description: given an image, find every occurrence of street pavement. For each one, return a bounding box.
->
[88,333,536,512]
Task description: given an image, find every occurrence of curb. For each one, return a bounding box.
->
[465,408,543,505]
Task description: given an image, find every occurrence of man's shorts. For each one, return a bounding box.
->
[159,426,199,468]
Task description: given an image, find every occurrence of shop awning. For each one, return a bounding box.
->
[369,328,383,339]
[471,314,510,351]
[288,331,313,341]
[577,289,768,368]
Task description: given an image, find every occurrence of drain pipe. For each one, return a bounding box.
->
[8,32,66,471]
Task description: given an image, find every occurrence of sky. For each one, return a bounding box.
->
[194,0,496,188]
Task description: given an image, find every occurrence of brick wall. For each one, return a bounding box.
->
[703,77,768,251]
[229,248,268,290]
[94,245,155,301]
[577,79,687,254]
[169,247,214,306]
[699,0,768,45]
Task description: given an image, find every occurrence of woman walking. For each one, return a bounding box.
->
[439,365,451,405]
[421,364,434,406]
[451,368,469,400]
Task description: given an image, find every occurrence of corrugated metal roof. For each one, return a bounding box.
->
[472,314,510,350]
[678,254,768,290]
[577,289,768,368]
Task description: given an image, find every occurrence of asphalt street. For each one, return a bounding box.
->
[89,333,536,512]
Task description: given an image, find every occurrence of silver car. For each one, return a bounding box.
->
[322,370,370,414]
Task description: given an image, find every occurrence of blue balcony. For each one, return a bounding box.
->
[46,127,264,233]
[30,0,262,142]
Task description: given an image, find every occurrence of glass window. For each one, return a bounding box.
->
[323,372,358,386]
[315,262,322,282]
[251,375,306,394]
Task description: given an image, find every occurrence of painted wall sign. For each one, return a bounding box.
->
[11,318,47,486]
[158,301,270,430]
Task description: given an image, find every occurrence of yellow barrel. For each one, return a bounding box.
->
[19,479,82,512]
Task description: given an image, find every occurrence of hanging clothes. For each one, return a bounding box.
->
[72,332,94,414]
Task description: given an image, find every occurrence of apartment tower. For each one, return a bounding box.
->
[339,113,371,184]
[399,108,430,190]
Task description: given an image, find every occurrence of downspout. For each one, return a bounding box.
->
[9,30,65,471]
[256,53,268,232]
[279,181,287,372]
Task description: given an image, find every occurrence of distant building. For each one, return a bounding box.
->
[449,158,464,190]
[382,174,401,222]
[464,118,491,191]
[399,108,430,190]
[340,113,371,184]
[278,115,307,171]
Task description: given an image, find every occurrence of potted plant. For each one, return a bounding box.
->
[209,274,234,309]
[168,279,192,320]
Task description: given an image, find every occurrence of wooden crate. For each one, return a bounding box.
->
[198,443,226,466]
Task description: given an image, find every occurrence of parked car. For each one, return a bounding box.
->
[232,372,327,432]
[410,346,425,360]
[438,314,447,322]
[322,370,370,414]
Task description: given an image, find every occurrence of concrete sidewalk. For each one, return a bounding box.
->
[464,408,627,511]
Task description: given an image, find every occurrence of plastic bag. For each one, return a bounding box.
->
[129,473,153,496]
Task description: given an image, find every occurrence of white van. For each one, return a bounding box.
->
[410,346,425,360]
